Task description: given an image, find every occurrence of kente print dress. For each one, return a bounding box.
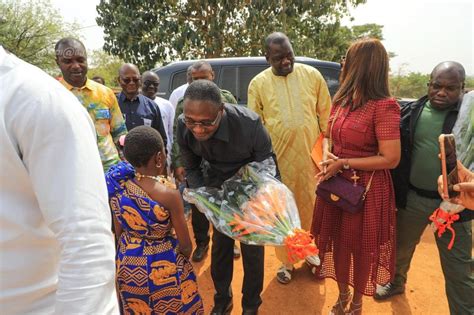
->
[311,98,400,296]
[106,162,204,314]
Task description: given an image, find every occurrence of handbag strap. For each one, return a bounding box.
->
[330,105,376,200]
[328,105,343,152]
[363,171,376,200]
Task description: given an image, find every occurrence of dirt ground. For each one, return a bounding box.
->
[189,226,461,315]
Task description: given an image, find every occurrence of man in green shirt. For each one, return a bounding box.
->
[171,60,238,262]
[409,100,452,190]
[376,62,473,315]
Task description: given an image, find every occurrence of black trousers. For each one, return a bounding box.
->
[211,228,264,310]
[191,204,210,245]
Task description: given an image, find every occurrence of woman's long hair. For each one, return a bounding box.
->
[333,38,390,109]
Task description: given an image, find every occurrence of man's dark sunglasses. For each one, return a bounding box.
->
[121,77,140,84]
[143,80,159,87]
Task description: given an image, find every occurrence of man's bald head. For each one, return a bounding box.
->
[55,38,86,59]
[264,32,291,54]
[55,37,88,87]
[119,63,140,77]
[190,61,213,73]
[264,32,295,76]
[118,63,141,99]
[141,71,160,99]
[431,61,465,82]
[190,60,214,82]
[142,71,159,81]
[428,61,465,109]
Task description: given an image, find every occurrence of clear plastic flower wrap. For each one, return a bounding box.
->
[183,160,319,263]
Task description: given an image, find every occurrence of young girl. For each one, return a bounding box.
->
[106,126,203,314]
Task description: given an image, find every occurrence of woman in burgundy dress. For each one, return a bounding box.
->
[311,38,401,315]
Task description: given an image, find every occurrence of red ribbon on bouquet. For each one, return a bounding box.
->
[429,207,460,250]
[284,229,319,263]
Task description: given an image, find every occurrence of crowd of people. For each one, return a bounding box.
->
[0,30,472,315]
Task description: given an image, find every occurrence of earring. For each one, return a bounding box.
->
[155,163,162,169]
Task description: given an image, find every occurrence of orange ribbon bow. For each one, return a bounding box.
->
[284,229,319,263]
[429,207,460,250]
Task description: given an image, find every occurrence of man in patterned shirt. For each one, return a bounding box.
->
[55,38,127,172]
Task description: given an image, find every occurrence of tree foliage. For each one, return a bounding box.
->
[0,0,79,72]
[96,0,370,70]
[296,22,390,61]
[87,49,124,89]
[390,72,430,99]
[466,77,474,91]
[390,73,474,99]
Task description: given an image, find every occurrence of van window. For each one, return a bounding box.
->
[170,71,187,92]
[316,67,340,96]
[239,66,268,103]
[220,66,268,104]
[220,67,238,100]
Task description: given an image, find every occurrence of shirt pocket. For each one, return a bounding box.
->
[344,121,370,146]
[94,109,111,137]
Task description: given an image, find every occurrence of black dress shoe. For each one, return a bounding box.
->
[191,243,209,262]
[210,300,233,315]
[242,309,258,315]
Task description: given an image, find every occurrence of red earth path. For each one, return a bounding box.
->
[190,226,457,314]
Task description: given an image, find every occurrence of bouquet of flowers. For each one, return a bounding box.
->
[184,160,318,263]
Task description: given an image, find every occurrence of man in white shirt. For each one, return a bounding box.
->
[0,46,118,314]
[168,65,192,109]
[141,71,175,168]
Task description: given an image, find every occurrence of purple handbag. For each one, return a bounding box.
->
[315,105,374,213]
[316,175,366,213]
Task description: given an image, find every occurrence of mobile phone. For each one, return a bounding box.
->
[439,134,459,198]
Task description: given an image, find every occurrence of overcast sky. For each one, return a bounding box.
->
[52,0,474,75]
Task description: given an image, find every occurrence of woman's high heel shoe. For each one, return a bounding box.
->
[345,301,362,315]
[329,290,352,315]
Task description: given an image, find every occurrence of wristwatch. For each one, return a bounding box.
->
[343,159,351,170]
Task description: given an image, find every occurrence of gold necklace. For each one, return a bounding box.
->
[135,172,176,189]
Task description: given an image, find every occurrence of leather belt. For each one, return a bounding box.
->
[409,183,440,199]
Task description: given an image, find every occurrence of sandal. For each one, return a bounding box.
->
[305,255,321,275]
[345,301,362,315]
[276,265,294,284]
[329,290,352,315]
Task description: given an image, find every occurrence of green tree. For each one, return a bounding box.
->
[390,72,430,99]
[87,49,124,89]
[390,73,474,99]
[297,22,389,61]
[96,0,368,70]
[465,76,474,91]
[351,23,384,39]
[0,0,79,73]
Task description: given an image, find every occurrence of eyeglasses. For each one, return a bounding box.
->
[143,80,159,87]
[121,77,140,84]
[184,111,222,128]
